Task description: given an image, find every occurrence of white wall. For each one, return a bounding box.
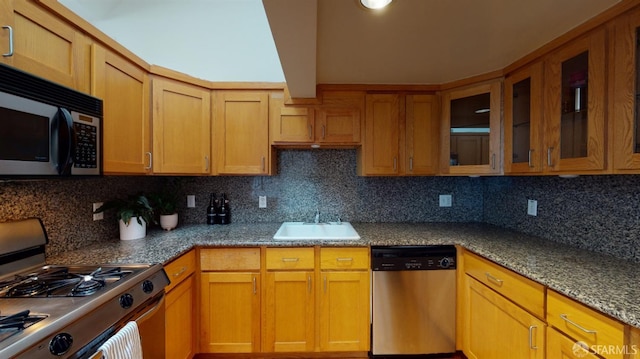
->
[60,0,285,82]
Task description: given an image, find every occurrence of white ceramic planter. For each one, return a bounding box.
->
[119,217,147,240]
[160,213,178,231]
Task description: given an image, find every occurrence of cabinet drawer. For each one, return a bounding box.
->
[464,251,545,318]
[266,247,315,270]
[547,327,600,359]
[164,250,196,293]
[200,248,261,271]
[547,290,625,359]
[320,247,369,270]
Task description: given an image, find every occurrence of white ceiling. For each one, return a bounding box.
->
[60,0,621,98]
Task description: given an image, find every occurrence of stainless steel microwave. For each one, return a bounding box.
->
[0,64,103,177]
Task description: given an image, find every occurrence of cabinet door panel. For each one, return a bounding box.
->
[166,275,194,359]
[214,91,270,174]
[92,44,150,174]
[152,78,210,174]
[613,9,640,171]
[319,271,370,352]
[2,1,87,90]
[363,94,400,175]
[465,276,545,359]
[317,107,361,143]
[547,327,600,359]
[544,29,606,172]
[200,272,260,353]
[406,95,438,175]
[504,62,544,174]
[264,271,314,352]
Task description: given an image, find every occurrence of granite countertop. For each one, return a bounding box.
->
[47,222,640,329]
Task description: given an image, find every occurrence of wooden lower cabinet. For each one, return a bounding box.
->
[463,276,545,359]
[200,272,261,353]
[166,275,195,359]
[547,327,599,359]
[263,270,315,352]
[319,271,370,352]
[164,249,196,359]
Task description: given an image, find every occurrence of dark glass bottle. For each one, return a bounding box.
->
[218,193,230,224]
[207,193,217,225]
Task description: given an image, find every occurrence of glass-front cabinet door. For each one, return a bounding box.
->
[613,8,640,172]
[441,80,501,175]
[544,28,606,173]
[504,62,544,174]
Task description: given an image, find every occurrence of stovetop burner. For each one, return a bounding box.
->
[0,310,48,344]
[0,267,133,298]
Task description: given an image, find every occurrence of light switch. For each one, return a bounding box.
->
[439,194,452,207]
[187,195,196,208]
[527,199,537,216]
[259,196,267,208]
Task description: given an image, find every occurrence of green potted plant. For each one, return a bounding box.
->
[150,190,179,231]
[94,194,155,240]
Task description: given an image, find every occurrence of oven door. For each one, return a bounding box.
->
[88,293,166,359]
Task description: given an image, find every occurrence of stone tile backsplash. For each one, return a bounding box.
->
[1,149,639,261]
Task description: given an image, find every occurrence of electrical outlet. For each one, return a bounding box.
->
[439,194,452,207]
[527,199,538,216]
[259,196,267,208]
[92,202,104,221]
[187,195,196,208]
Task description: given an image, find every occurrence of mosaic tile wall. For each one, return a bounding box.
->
[2,149,639,261]
[483,175,640,262]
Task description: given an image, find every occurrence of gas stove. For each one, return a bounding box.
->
[0,218,170,358]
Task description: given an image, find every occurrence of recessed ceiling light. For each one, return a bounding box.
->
[360,0,392,10]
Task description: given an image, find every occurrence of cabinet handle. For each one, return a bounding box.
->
[322,125,326,139]
[261,157,265,172]
[281,257,299,262]
[205,155,209,172]
[252,276,257,295]
[172,266,187,277]
[485,272,504,286]
[336,257,353,262]
[528,149,534,168]
[2,25,13,57]
[409,157,413,172]
[547,147,554,167]
[528,325,538,350]
[491,153,496,170]
[308,124,313,139]
[323,276,327,293]
[145,152,152,170]
[393,157,397,171]
[308,276,312,293]
[560,314,597,334]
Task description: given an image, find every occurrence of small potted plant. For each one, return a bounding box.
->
[150,190,179,231]
[94,194,155,240]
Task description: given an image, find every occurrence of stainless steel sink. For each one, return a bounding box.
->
[273,222,361,241]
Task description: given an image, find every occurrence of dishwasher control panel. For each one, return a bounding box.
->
[371,245,456,271]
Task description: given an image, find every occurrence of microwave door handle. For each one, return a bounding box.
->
[54,108,76,175]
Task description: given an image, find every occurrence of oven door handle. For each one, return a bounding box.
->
[136,293,165,325]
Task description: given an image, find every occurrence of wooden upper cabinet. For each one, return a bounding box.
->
[441,80,502,175]
[152,77,211,174]
[359,93,439,176]
[361,94,402,175]
[544,28,607,173]
[0,0,89,91]
[92,44,151,174]
[612,8,640,172]
[214,90,273,175]
[271,90,362,147]
[406,94,439,175]
[504,62,544,174]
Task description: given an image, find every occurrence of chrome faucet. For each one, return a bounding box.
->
[314,208,320,224]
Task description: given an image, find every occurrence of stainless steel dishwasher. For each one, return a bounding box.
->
[371,245,457,357]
